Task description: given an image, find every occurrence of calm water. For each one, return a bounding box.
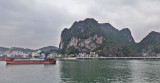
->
[0,60,160,83]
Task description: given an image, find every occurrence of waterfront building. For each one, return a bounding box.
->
[90,52,95,55]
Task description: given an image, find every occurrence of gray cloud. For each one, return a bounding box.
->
[0,0,73,49]
[0,0,160,49]
[85,0,160,42]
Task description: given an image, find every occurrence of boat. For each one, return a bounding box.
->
[5,58,56,64]
[1,58,11,61]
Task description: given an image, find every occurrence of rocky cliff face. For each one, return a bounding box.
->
[59,18,160,57]
[59,18,136,56]
[67,34,104,52]
[139,31,160,57]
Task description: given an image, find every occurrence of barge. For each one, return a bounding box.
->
[5,58,56,64]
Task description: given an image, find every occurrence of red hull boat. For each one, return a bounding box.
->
[5,58,56,64]
[1,58,10,61]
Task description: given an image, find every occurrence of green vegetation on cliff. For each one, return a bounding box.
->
[139,31,160,53]
[58,18,160,57]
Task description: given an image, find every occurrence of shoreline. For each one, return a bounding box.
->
[57,57,160,60]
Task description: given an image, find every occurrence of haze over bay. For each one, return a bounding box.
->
[0,0,160,49]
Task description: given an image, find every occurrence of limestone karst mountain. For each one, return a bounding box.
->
[58,18,160,57]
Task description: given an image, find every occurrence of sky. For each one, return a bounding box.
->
[0,0,160,49]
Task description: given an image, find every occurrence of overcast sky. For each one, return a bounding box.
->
[0,0,160,49]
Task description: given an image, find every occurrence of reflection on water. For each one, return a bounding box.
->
[59,60,160,83]
[129,60,160,83]
[60,60,132,83]
[0,60,160,83]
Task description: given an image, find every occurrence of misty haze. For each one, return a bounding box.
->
[1,0,160,83]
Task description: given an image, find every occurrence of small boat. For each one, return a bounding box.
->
[5,58,56,64]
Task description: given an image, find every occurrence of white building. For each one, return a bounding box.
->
[32,50,41,58]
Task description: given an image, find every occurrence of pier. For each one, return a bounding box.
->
[76,57,160,60]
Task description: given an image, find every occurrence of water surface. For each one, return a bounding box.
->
[0,60,160,83]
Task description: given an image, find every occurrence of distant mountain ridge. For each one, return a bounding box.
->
[0,46,58,55]
[38,46,58,52]
[58,18,160,57]
[0,47,9,54]
[138,31,160,56]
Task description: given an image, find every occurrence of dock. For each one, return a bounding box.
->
[76,57,160,60]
